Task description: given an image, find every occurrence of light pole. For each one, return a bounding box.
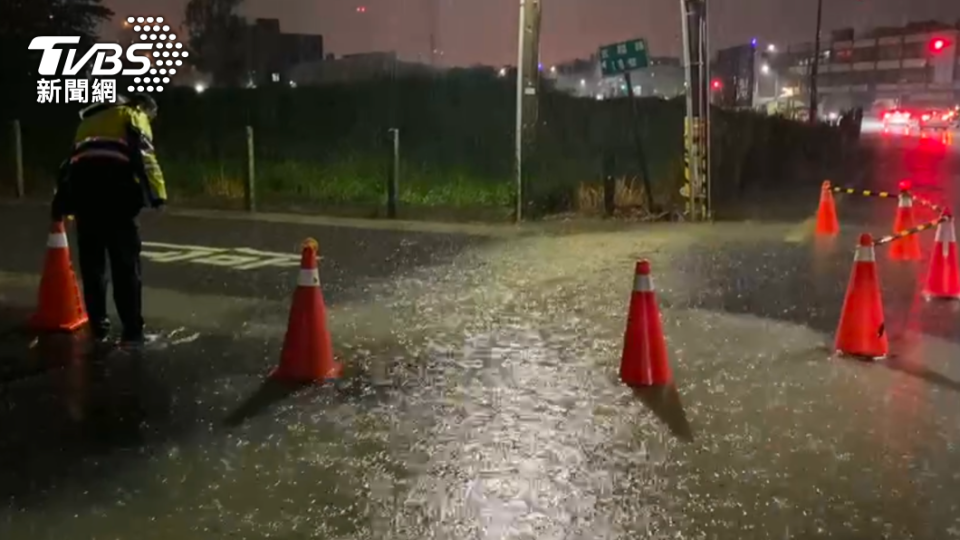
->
[809,0,823,124]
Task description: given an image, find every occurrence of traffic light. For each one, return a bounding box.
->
[930,37,949,53]
[711,79,723,91]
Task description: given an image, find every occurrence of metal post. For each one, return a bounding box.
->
[809,0,823,124]
[244,125,256,212]
[602,153,615,217]
[514,0,526,223]
[624,72,655,212]
[13,120,24,198]
[387,128,400,219]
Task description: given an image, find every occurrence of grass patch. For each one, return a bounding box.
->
[162,156,513,210]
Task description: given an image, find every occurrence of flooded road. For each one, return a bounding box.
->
[2,132,960,539]
[3,210,960,539]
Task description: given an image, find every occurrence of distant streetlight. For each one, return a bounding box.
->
[767,44,776,53]
[498,67,507,77]
[194,83,206,93]
[580,79,586,86]
[761,63,771,75]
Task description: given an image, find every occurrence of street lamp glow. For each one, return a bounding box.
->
[194,83,206,93]
[580,79,586,86]
[767,44,776,52]
[761,63,771,75]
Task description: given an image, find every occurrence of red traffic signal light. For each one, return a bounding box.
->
[930,38,949,53]
[711,79,722,90]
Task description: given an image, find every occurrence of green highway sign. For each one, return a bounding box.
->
[598,38,650,77]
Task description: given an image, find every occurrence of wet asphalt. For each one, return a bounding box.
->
[1,132,960,539]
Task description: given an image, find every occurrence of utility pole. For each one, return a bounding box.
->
[699,0,712,219]
[680,0,708,221]
[514,0,541,222]
[809,0,823,124]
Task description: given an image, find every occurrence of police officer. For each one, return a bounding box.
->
[52,93,167,346]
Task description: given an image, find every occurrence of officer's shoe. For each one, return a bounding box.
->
[90,320,111,343]
[119,332,161,351]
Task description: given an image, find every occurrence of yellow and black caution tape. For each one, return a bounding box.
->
[831,185,897,199]
[874,214,950,246]
[914,195,944,213]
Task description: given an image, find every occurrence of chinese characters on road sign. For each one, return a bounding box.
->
[598,39,650,77]
[141,242,315,271]
[37,79,116,104]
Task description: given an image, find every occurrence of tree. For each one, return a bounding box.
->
[183,0,248,87]
[0,0,113,103]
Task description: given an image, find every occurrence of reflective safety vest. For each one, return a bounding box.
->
[70,102,168,206]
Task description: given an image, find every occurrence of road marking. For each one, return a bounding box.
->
[141,241,312,271]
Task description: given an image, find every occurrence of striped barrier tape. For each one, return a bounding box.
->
[830,185,897,199]
[830,184,946,212]
[913,195,944,212]
[874,213,950,246]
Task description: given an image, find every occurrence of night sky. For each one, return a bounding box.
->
[102,0,960,66]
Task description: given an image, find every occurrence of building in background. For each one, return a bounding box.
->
[615,56,684,99]
[546,55,683,99]
[548,56,601,98]
[712,45,756,109]
[244,18,324,86]
[288,51,434,86]
[716,20,960,118]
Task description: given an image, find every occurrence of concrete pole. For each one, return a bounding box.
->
[387,128,400,219]
[701,0,712,220]
[514,0,526,223]
[680,0,700,221]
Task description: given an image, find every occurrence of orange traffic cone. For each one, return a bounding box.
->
[890,186,921,261]
[272,238,341,383]
[922,211,960,300]
[835,233,888,359]
[620,260,672,387]
[31,221,88,332]
[815,180,839,236]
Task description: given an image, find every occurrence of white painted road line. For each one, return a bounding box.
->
[141,242,316,271]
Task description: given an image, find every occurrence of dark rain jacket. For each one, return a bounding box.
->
[52,102,168,218]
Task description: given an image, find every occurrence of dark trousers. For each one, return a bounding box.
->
[75,215,144,339]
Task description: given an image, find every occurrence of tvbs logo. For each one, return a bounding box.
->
[29,16,186,89]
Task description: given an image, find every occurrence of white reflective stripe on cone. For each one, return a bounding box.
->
[854,245,875,262]
[298,268,320,287]
[633,274,654,292]
[47,233,68,248]
[898,194,913,207]
[935,220,956,244]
